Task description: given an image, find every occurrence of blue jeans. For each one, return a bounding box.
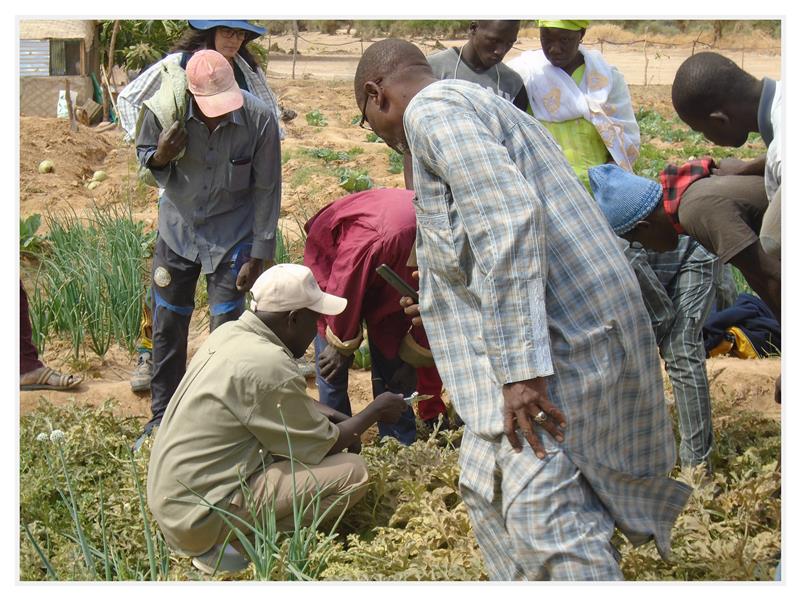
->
[314,334,417,445]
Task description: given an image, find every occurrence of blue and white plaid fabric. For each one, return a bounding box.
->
[404,80,692,576]
[639,237,720,467]
[461,432,622,580]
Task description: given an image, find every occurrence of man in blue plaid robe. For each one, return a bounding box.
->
[354,39,692,580]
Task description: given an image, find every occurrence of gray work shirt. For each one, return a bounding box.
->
[136,90,281,274]
[427,47,524,104]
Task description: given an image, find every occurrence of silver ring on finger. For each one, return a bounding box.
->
[534,410,548,424]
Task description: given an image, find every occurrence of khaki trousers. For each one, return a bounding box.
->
[760,185,781,258]
[217,452,369,540]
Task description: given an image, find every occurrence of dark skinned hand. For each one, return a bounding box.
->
[318,342,354,382]
[373,391,409,424]
[236,257,264,292]
[399,270,423,327]
[502,377,567,459]
[711,157,748,176]
[151,121,188,167]
[387,361,417,393]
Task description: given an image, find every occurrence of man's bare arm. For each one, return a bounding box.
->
[314,401,349,424]
[713,155,766,177]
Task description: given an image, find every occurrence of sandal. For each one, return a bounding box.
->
[20,366,83,391]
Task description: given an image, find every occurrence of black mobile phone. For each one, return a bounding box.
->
[376,264,419,303]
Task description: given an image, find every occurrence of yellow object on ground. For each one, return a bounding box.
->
[729,327,759,359]
[708,326,759,359]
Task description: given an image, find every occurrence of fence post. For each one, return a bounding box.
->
[64,78,77,132]
[691,30,702,56]
[642,29,649,86]
[292,20,298,80]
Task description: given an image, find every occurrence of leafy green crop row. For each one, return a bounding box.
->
[27,205,154,358]
[20,385,780,581]
[304,147,363,163]
[634,108,765,179]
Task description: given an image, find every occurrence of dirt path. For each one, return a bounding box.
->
[21,356,781,424]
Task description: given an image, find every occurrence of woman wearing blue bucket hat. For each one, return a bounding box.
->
[117,20,284,396]
[118,20,281,142]
[181,21,267,82]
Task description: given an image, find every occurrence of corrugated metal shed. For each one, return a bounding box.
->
[19,39,49,77]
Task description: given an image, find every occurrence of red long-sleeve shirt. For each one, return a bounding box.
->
[303,189,418,359]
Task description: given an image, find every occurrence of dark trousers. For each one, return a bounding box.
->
[314,333,417,445]
[147,237,245,431]
[20,281,43,375]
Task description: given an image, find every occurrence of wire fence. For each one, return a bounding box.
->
[264,28,779,87]
[272,28,781,54]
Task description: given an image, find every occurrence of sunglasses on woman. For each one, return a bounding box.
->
[218,27,247,40]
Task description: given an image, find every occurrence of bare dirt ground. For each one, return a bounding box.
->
[261,29,781,84]
[18,34,781,427]
[19,356,782,425]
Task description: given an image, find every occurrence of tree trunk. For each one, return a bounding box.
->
[102,20,120,122]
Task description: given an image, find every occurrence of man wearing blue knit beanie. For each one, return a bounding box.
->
[589,163,718,471]
[589,159,780,466]
[588,163,779,319]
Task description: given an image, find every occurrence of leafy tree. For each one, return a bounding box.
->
[98,20,187,72]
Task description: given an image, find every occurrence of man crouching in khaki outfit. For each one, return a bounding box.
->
[147,264,408,574]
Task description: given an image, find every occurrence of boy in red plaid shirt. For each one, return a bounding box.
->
[588,161,779,321]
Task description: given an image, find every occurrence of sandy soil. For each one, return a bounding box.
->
[18,38,781,427]
[20,356,781,423]
[19,117,159,228]
[259,30,781,84]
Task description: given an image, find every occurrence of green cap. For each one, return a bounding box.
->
[538,20,590,31]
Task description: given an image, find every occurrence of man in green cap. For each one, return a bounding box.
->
[508,20,639,190]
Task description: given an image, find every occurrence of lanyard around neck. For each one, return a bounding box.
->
[454,45,501,92]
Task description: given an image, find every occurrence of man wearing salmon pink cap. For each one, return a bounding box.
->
[135,49,282,450]
[147,264,409,575]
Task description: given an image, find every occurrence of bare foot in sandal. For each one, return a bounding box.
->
[20,366,83,391]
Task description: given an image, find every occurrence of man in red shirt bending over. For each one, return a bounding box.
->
[303,188,447,444]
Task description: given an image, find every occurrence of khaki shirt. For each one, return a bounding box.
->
[146,311,338,555]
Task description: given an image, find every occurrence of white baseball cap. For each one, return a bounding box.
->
[249,264,347,316]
